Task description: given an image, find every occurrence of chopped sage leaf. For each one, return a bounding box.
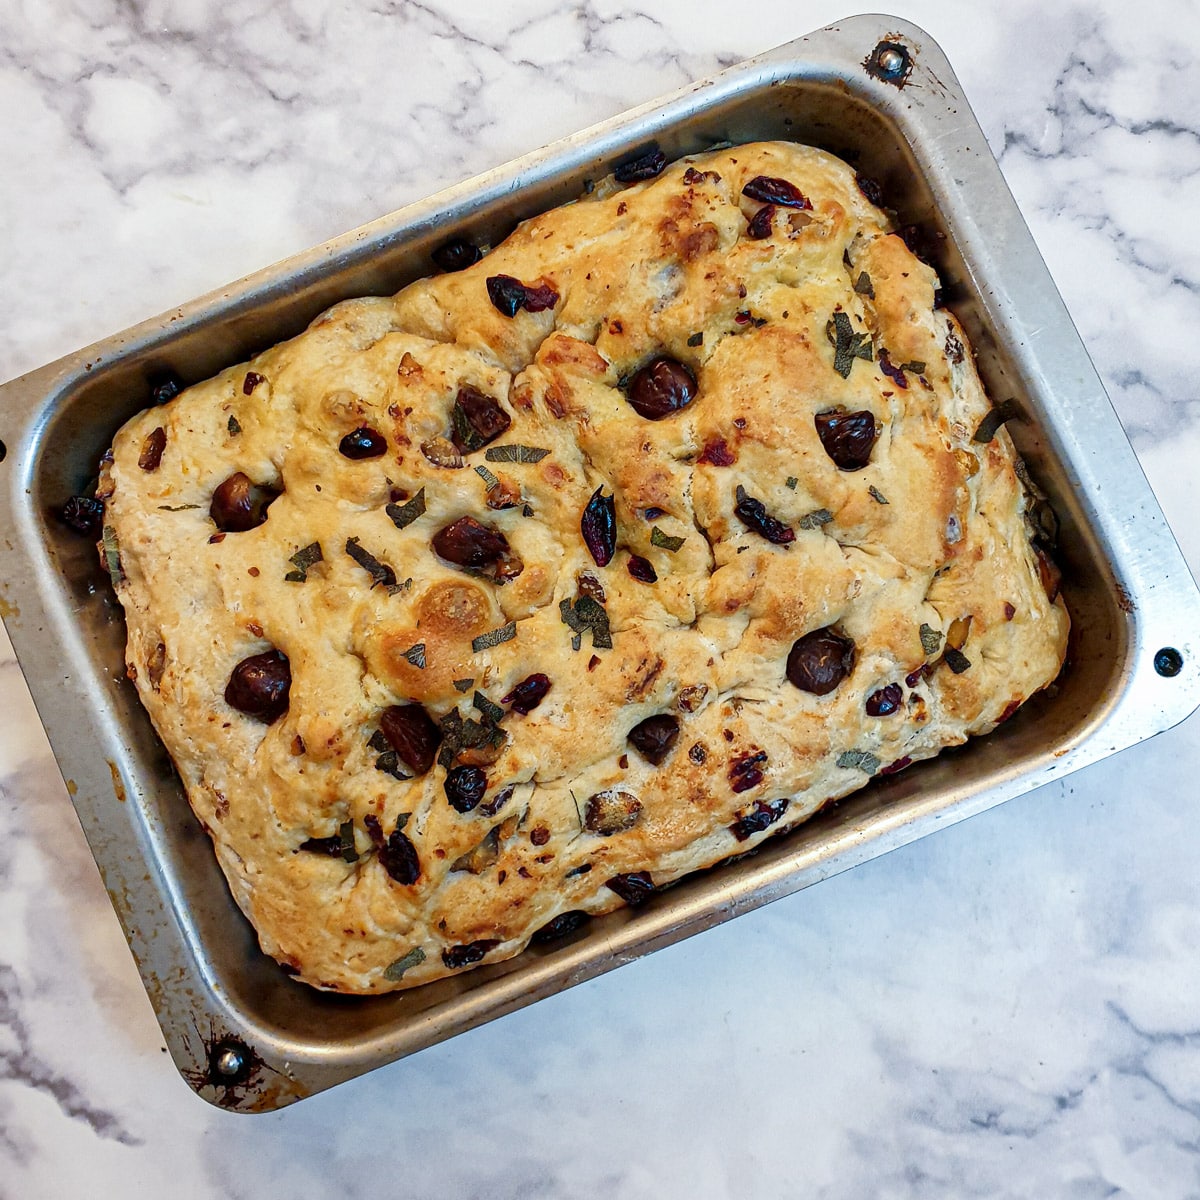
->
[402,642,426,669]
[853,271,875,299]
[385,487,427,531]
[485,444,550,464]
[157,503,200,511]
[345,538,401,592]
[785,476,798,490]
[837,749,881,775]
[868,485,889,505]
[474,464,500,491]
[383,946,426,982]
[227,415,242,436]
[919,623,943,656]
[650,526,686,552]
[826,310,873,378]
[101,525,125,585]
[453,678,475,693]
[972,400,1019,444]
[284,541,323,582]
[367,729,390,753]
[473,690,505,726]
[522,503,534,518]
[472,621,517,652]
[560,595,612,650]
[338,820,358,863]
[375,749,410,780]
[798,508,834,530]
[438,708,504,769]
[687,332,704,347]
[899,360,927,374]
[943,647,972,674]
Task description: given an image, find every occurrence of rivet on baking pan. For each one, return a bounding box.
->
[1154,647,1184,677]
[209,1038,252,1084]
[866,40,912,85]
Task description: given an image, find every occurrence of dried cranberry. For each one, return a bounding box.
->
[866,683,903,717]
[442,939,500,969]
[879,755,914,776]
[138,427,166,471]
[432,516,510,571]
[339,426,388,459]
[444,765,488,813]
[148,369,183,405]
[581,487,617,567]
[746,204,777,239]
[432,237,482,272]
[486,274,558,317]
[1035,544,1062,602]
[450,385,511,452]
[614,147,666,183]
[905,667,927,688]
[378,828,420,884]
[627,714,679,765]
[502,673,552,714]
[61,495,105,537]
[627,555,657,583]
[243,371,265,394]
[742,176,811,209]
[606,871,656,906]
[734,485,794,544]
[532,911,591,942]
[898,223,944,267]
[380,703,441,776]
[787,628,856,695]
[210,472,278,532]
[876,349,909,390]
[814,409,877,471]
[624,356,697,420]
[729,750,768,793]
[225,649,291,723]
[584,790,642,836]
[855,173,885,207]
[730,797,789,841]
[697,438,735,466]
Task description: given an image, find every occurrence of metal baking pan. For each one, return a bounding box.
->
[2,14,1199,1111]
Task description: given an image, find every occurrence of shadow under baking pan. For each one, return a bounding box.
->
[1,14,1198,1110]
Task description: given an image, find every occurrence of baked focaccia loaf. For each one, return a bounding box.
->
[100,141,1069,992]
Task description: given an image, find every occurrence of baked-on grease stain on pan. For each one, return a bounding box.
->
[179,1021,304,1111]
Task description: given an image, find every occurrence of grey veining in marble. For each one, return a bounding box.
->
[2,1,1200,1196]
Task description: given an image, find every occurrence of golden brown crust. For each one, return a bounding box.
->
[100,142,1068,992]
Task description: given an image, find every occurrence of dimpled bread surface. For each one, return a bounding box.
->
[100,142,1069,992]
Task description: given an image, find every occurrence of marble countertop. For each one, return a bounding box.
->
[3,1,1199,1194]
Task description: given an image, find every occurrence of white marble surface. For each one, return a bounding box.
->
[3,0,1200,1194]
